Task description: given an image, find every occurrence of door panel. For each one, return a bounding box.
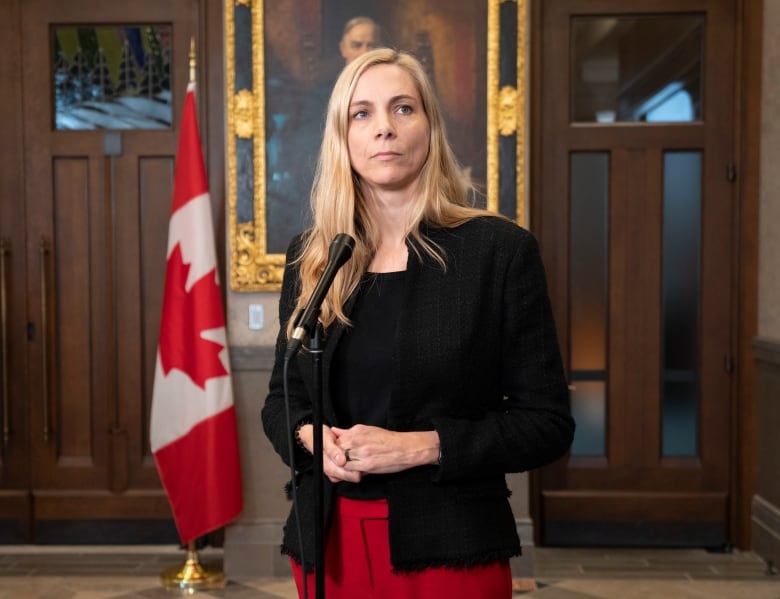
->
[0,0,31,543]
[534,0,735,546]
[114,140,174,490]
[0,0,204,541]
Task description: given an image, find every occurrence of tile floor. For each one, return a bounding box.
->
[0,545,777,598]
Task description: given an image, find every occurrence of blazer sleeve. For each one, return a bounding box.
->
[261,235,315,469]
[432,229,575,481]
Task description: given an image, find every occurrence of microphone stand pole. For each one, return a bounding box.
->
[309,323,326,599]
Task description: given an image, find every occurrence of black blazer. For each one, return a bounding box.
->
[261,216,574,572]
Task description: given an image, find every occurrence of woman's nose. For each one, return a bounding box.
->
[375,114,395,138]
[376,125,395,139]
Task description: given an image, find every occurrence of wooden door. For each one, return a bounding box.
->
[0,0,211,542]
[533,0,737,546]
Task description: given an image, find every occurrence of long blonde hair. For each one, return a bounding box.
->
[288,48,492,337]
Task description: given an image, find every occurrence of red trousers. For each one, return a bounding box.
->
[291,495,512,599]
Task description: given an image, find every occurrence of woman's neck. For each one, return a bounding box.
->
[365,194,413,273]
[368,188,412,230]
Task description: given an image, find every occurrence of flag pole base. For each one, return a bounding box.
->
[160,543,225,591]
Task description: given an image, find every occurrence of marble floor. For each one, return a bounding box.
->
[0,545,777,598]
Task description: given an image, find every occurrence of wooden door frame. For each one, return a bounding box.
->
[528,0,762,549]
[731,0,762,550]
[0,0,31,539]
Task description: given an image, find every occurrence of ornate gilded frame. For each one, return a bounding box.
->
[226,0,527,291]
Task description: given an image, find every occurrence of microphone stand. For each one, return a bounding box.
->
[286,232,354,598]
[309,323,326,599]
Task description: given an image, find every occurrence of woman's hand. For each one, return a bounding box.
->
[330,425,440,474]
[297,424,362,484]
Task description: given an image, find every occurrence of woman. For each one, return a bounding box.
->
[261,48,574,598]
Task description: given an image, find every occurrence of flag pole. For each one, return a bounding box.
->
[189,36,197,85]
[158,38,227,591]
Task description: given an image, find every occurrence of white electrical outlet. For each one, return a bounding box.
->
[248,304,264,330]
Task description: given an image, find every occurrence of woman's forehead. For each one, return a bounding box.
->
[351,64,419,100]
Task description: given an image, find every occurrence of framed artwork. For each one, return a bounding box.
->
[226,0,527,291]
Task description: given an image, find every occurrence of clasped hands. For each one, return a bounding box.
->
[296,423,440,484]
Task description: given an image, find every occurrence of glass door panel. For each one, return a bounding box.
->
[570,15,704,123]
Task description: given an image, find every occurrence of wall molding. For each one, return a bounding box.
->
[752,335,780,567]
[229,345,275,371]
[752,495,780,540]
[752,494,780,567]
[753,336,780,365]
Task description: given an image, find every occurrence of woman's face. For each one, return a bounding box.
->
[347,64,430,196]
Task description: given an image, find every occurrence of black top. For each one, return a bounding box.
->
[332,271,406,499]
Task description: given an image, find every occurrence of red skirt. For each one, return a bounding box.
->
[291,495,512,599]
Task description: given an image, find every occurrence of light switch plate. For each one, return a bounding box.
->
[248,304,264,330]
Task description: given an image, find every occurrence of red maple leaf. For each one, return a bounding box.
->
[159,244,228,389]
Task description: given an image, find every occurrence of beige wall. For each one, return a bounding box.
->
[759,0,780,339]
[751,0,780,571]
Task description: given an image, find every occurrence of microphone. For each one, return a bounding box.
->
[285,233,355,360]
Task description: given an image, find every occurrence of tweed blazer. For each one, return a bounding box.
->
[261,215,574,572]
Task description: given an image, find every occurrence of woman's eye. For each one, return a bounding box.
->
[353,109,368,120]
[397,105,412,115]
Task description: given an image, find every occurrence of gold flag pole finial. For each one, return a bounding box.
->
[189,37,197,85]
[160,540,225,590]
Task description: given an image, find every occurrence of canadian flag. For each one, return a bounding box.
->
[150,81,243,544]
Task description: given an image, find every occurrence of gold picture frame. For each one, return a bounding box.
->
[226,0,527,291]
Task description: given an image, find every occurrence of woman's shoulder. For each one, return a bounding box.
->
[433,214,538,248]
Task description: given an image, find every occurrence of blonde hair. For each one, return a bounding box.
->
[288,48,493,337]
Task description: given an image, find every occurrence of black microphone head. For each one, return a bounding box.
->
[287,233,356,360]
[329,234,356,267]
